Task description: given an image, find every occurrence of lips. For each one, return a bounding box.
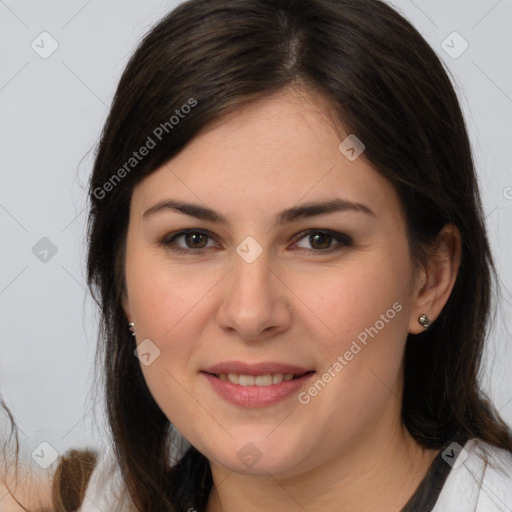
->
[201,361,315,407]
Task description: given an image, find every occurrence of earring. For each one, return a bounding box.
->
[128,322,136,336]
[418,314,431,329]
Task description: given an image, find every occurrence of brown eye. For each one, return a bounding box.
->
[293,229,353,254]
[308,231,333,250]
[183,232,208,249]
[160,229,217,253]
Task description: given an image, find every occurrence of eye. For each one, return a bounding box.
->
[292,229,353,254]
[160,229,218,253]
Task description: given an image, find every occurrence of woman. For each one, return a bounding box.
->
[3,0,512,510]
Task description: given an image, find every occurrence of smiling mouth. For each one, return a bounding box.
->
[206,371,313,386]
[202,370,316,407]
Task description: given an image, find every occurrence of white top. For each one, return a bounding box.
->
[431,438,512,511]
[78,438,512,512]
[78,449,130,512]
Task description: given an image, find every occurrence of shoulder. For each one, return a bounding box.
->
[433,437,512,511]
[77,449,132,512]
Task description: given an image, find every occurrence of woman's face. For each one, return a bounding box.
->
[123,87,425,478]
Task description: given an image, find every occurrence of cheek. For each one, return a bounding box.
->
[288,248,412,416]
[285,251,412,346]
[127,248,215,339]
[124,253,199,384]
[293,250,412,415]
[126,263,207,432]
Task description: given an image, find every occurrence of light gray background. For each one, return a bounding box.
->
[0,0,511,467]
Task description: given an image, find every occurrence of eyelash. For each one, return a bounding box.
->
[159,228,353,255]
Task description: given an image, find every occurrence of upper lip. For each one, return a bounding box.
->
[202,361,314,376]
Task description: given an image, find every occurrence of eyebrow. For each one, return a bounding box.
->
[142,197,375,227]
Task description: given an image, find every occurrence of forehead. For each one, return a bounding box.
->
[131,87,402,224]
[181,87,345,164]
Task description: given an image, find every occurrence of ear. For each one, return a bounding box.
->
[408,224,461,334]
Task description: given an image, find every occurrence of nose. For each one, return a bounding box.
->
[216,247,293,342]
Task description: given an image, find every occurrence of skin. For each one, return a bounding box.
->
[0,467,53,511]
[123,86,461,512]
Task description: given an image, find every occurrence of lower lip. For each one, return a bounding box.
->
[202,372,315,408]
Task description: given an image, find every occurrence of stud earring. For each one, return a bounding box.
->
[418,314,431,329]
[128,322,136,336]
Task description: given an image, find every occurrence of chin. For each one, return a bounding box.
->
[203,435,312,478]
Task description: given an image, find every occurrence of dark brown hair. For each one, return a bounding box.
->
[71,0,512,510]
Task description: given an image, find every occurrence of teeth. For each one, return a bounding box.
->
[219,372,299,386]
[272,373,284,384]
[255,374,272,386]
[239,375,255,386]
[227,373,239,384]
